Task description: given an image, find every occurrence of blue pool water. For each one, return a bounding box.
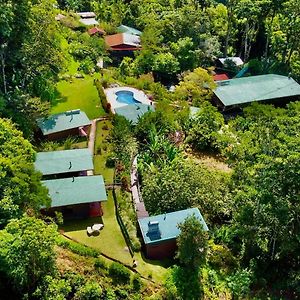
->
[115,91,141,105]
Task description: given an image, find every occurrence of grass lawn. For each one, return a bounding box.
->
[61,191,133,264]
[94,120,114,184]
[51,75,106,120]
[61,190,169,282]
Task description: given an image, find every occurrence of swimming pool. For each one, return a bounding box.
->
[115,91,141,105]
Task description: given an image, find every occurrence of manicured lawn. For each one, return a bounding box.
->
[61,191,133,264]
[51,75,106,120]
[61,190,169,282]
[94,120,114,184]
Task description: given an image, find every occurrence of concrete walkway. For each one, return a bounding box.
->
[130,156,149,218]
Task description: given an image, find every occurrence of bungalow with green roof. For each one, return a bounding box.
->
[117,25,142,36]
[37,109,91,140]
[213,74,300,111]
[138,208,208,259]
[35,148,93,179]
[114,103,154,124]
[42,175,107,219]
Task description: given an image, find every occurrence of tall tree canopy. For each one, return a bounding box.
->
[0,0,64,137]
[0,118,49,226]
[0,216,57,294]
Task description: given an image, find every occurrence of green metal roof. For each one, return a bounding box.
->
[138,208,208,245]
[37,109,91,135]
[114,104,154,124]
[214,74,300,107]
[117,25,142,36]
[35,148,93,176]
[42,175,107,208]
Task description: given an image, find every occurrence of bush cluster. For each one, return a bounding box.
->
[57,236,99,257]
[117,192,141,252]
[94,79,111,113]
[108,262,131,284]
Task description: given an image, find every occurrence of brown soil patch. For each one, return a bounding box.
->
[187,151,232,173]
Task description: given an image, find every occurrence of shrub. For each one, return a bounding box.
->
[121,175,129,191]
[63,272,85,293]
[63,137,76,150]
[94,257,107,270]
[57,236,99,257]
[132,240,141,252]
[74,281,103,300]
[117,191,141,252]
[132,274,142,291]
[109,262,131,284]
[95,79,111,113]
[97,145,102,155]
[115,287,129,298]
[79,58,95,74]
[39,141,59,152]
[106,155,116,168]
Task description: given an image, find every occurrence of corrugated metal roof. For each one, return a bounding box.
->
[35,148,93,176]
[213,74,229,81]
[218,57,244,66]
[105,33,141,50]
[117,25,142,36]
[123,33,140,47]
[37,110,91,135]
[88,27,105,35]
[43,176,107,208]
[79,18,99,26]
[214,74,300,107]
[114,103,154,124]
[77,12,96,18]
[138,208,208,245]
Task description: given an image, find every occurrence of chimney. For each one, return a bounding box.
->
[148,221,159,233]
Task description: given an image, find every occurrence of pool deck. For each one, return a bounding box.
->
[104,87,152,113]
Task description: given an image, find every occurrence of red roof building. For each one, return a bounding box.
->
[88,27,106,36]
[213,73,230,81]
[105,33,141,51]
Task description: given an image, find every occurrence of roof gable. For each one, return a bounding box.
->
[35,148,93,176]
[37,109,91,135]
[117,25,142,36]
[218,57,244,66]
[105,33,141,49]
[43,175,107,208]
[114,103,154,124]
[138,208,208,245]
[214,74,300,107]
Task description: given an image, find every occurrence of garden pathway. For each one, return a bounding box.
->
[130,156,149,218]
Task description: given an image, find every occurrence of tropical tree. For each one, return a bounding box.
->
[176,215,209,269]
[0,118,50,226]
[175,67,216,105]
[186,101,224,150]
[0,216,58,294]
[152,52,180,76]
[142,159,232,223]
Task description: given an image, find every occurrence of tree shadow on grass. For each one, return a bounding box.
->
[50,88,68,108]
[139,251,174,268]
[60,216,104,233]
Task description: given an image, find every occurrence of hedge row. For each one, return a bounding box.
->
[57,235,99,257]
[94,79,111,113]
